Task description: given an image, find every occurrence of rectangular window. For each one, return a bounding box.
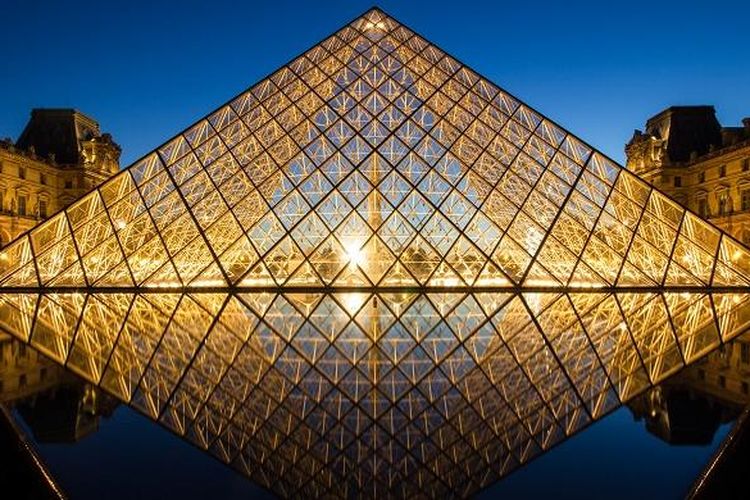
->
[698,171,705,183]
[718,192,730,216]
[743,190,750,212]
[697,198,708,218]
[742,343,750,364]
[0,192,4,212]
[720,164,727,177]
[674,176,682,187]
[743,158,749,172]
[18,167,26,180]
[40,173,46,185]
[39,200,47,219]
[17,196,26,216]
[719,375,726,388]
[65,179,73,189]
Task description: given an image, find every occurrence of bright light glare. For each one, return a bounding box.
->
[344,241,365,267]
[339,292,368,315]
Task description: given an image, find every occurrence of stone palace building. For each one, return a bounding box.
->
[0,109,120,429]
[0,109,120,247]
[626,106,750,244]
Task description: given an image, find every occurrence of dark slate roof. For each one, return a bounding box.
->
[16,109,101,165]
[645,106,723,163]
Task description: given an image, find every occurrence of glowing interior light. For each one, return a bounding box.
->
[143,282,181,289]
[191,279,225,287]
[364,21,386,30]
[435,277,462,287]
[524,278,561,287]
[116,219,127,230]
[344,240,365,267]
[340,292,368,315]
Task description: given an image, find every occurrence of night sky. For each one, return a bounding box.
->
[1,1,749,166]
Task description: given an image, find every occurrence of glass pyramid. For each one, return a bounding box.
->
[1,7,750,497]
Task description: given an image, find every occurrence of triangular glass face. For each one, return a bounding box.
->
[4,10,750,291]
[1,8,749,498]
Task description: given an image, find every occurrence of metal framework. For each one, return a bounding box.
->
[0,7,749,498]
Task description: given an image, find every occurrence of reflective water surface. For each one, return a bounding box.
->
[1,290,749,498]
[1,314,748,498]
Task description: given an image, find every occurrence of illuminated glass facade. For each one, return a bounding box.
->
[0,8,749,498]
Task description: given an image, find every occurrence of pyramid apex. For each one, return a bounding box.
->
[352,6,399,32]
[362,5,388,15]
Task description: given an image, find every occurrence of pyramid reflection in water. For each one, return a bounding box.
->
[1,7,750,498]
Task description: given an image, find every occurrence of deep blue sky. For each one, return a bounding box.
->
[1,0,749,167]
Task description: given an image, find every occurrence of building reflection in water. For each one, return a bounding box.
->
[0,333,116,443]
[0,291,749,497]
[629,332,750,446]
[4,327,747,495]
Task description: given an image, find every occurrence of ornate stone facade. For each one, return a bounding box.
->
[0,110,119,444]
[0,109,120,247]
[626,106,750,243]
[628,331,750,445]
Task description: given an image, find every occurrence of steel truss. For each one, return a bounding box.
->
[0,7,749,498]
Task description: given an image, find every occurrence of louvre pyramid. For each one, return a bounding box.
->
[1,7,750,498]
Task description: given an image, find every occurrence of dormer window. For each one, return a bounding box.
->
[719,164,726,177]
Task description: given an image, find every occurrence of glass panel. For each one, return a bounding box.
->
[2,8,750,498]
